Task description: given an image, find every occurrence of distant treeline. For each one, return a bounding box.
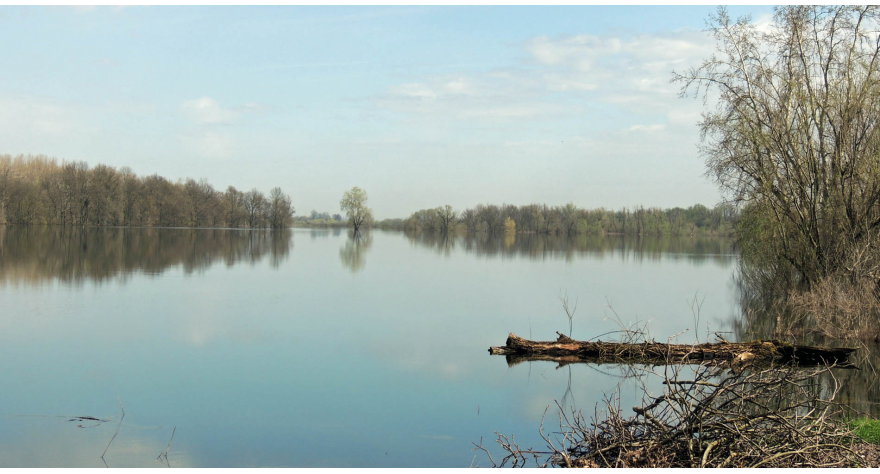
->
[1,154,736,236]
[378,202,737,236]
[0,155,294,228]
[291,210,347,228]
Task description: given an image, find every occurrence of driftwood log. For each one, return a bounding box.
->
[489,332,857,368]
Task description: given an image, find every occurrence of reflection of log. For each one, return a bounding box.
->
[489,333,857,368]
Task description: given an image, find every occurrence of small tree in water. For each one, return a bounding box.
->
[340,187,373,233]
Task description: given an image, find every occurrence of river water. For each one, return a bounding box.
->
[0,226,746,467]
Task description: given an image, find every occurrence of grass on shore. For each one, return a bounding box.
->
[851,418,880,445]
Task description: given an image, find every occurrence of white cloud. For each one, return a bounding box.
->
[0,94,97,139]
[543,73,598,91]
[667,108,701,125]
[442,77,475,95]
[392,83,438,99]
[625,34,712,62]
[179,97,270,124]
[459,103,568,119]
[377,92,572,121]
[525,34,622,71]
[525,29,713,98]
[362,24,719,210]
[627,124,666,132]
[177,98,268,159]
[55,5,132,15]
[236,102,271,113]
[180,97,239,125]
[753,13,775,34]
[376,27,714,129]
[377,71,577,122]
[180,130,233,158]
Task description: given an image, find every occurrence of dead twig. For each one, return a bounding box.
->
[478,360,867,467]
[157,426,176,467]
[557,289,578,338]
[101,394,125,465]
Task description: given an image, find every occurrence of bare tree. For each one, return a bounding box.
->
[243,188,267,228]
[560,202,579,235]
[460,208,478,233]
[675,6,880,287]
[267,187,295,229]
[223,186,246,228]
[89,164,121,226]
[184,178,220,227]
[119,166,140,226]
[0,156,9,224]
[437,204,457,233]
[40,168,65,224]
[62,161,90,226]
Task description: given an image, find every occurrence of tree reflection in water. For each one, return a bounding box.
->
[0,226,292,285]
[339,230,373,273]
[403,230,735,266]
[733,265,880,418]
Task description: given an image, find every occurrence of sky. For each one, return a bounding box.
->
[0,5,776,219]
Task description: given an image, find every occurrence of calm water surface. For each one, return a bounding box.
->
[0,227,742,467]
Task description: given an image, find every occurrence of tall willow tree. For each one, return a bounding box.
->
[676,6,880,288]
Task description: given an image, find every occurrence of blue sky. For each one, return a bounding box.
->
[0,5,775,218]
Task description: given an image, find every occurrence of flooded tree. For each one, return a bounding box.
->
[675,6,880,288]
[243,188,268,228]
[674,6,880,342]
[437,205,457,233]
[223,186,246,228]
[339,186,372,233]
[267,187,295,229]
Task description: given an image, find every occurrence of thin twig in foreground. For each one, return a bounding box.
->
[101,395,125,464]
[158,426,177,466]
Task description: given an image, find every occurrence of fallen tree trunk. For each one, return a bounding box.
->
[488,332,857,368]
